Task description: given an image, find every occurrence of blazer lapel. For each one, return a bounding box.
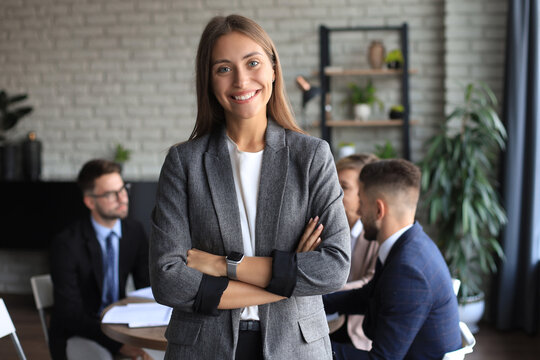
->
[118,221,129,298]
[204,128,244,254]
[254,121,288,342]
[83,217,104,294]
[255,120,289,256]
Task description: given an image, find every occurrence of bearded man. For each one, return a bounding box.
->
[49,159,151,360]
[324,159,462,360]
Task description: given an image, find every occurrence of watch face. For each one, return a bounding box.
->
[227,251,244,262]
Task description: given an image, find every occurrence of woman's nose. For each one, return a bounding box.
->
[233,68,249,88]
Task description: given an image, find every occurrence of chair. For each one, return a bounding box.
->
[442,321,476,360]
[0,298,28,360]
[30,274,54,344]
[452,278,461,297]
[442,278,476,359]
[31,274,135,359]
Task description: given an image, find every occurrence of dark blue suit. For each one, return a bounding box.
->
[324,222,461,359]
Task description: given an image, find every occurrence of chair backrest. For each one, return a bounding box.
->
[0,298,28,360]
[442,278,475,360]
[441,321,476,360]
[0,298,16,338]
[452,278,461,297]
[31,274,54,310]
[30,274,53,344]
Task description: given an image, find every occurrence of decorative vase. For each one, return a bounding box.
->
[368,40,385,69]
[0,141,22,181]
[22,131,42,181]
[458,292,485,334]
[354,104,371,121]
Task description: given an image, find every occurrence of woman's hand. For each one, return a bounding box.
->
[296,216,324,253]
[187,248,226,277]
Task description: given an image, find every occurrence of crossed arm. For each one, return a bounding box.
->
[186,217,324,309]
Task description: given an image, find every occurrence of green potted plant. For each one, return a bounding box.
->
[114,143,132,164]
[388,104,404,119]
[0,90,34,180]
[385,49,403,69]
[374,140,398,159]
[346,80,384,121]
[337,142,356,159]
[0,90,34,142]
[419,82,507,333]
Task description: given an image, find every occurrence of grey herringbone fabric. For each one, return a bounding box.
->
[150,120,350,359]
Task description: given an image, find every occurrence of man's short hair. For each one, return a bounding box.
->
[77,159,122,194]
[360,159,421,205]
[336,153,379,173]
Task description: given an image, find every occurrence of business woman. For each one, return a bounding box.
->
[150,14,350,360]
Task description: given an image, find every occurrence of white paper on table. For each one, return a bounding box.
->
[326,312,340,321]
[127,286,155,300]
[102,302,172,328]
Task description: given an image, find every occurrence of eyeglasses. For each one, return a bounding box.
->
[89,183,131,202]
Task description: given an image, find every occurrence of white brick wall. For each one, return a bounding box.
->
[444,0,507,112]
[0,0,508,293]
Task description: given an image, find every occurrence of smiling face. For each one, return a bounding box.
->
[211,31,275,124]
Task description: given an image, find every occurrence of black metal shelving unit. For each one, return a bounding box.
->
[319,23,412,160]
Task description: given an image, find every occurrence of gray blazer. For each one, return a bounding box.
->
[150,120,350,359]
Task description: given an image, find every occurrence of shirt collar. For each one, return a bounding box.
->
[90,216,122,240]
[350,219,363,238]
[378,223,413,265]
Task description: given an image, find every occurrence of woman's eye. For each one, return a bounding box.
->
[248,60,259,67]
[217,66,231,74]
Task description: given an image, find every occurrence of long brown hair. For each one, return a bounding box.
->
[190,14,303,140]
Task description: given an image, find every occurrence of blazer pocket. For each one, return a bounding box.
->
[165,318,203,346]
[298,308,329,343]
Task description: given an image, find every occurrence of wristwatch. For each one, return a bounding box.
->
[226,251,244,280]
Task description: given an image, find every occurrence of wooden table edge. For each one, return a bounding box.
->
[100,297,168,351]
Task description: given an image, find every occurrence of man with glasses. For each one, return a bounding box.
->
[49,159,151,360]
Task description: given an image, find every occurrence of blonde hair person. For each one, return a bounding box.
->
[150,15,350,360]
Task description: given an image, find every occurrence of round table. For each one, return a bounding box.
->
[101,297,168,351]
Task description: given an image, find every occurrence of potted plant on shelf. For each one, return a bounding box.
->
[114,143,132,164]
[0,90,34,180]
[0,90,34,142]
[346,80,384,121]
[337,142,356,159]
[385,49,403,69]
[389,104,404,119]
[374,140,398,159]
[419,82,507,333]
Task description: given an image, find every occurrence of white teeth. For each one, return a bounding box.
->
[233,91,256,101]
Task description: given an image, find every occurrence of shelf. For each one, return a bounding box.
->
[323,67,418,76]
[325,119,418,127]
[318,23,413,159]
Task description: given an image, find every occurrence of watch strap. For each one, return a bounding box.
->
[227,260,238,280]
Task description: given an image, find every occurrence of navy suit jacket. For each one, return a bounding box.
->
[49,216,150,360]
[324,222,461,360]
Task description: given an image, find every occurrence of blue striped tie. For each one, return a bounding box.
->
[103,232,117,307]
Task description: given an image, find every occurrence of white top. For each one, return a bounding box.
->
[226,136,264,321]
[378,224,413,265]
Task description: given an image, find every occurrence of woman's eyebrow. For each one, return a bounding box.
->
[212,52,263,66]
